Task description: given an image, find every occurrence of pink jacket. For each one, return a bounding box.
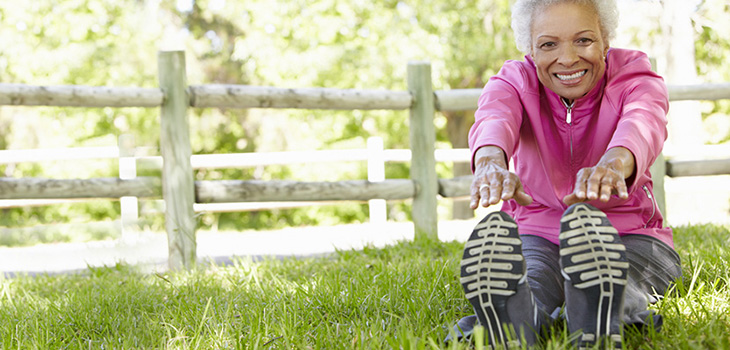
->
[469,48,673,248]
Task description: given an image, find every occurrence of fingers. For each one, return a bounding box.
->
[470,178,500,208]
[565,165,628,204]
[509,178,533,206]
[514,187,534,206]
[469,182,481,209]
[485,178,500,205]
[562,193,581,206]
[470,170,530,209]
[615,176,629,199]
[469,181,483,209]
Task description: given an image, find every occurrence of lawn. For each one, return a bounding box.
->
[1,224,729,349]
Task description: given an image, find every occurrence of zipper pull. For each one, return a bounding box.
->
[561,98,574,124]
[643,185,653,199]
[566,107,572,124]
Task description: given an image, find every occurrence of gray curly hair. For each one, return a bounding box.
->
[511,0,619,54]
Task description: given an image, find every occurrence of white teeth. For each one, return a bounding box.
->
[556,70,587,81]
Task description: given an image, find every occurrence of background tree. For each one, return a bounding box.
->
[0,0,162,231]
[694,0,730,144]
[1,0,729,239]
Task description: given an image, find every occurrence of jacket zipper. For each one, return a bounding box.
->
[562,98,574,124]
[561,97,575,163]
[642,185,657,228]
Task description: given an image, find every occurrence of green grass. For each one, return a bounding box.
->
[1,224,729,349]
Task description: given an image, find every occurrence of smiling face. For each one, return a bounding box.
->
[530,1,609,101]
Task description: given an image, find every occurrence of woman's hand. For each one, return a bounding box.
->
[470,146,533,209]
[563,147,635,205]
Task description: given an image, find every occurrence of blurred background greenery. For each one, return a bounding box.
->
[1,0,729,244]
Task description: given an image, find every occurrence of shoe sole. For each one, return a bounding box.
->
[560,203,628,350]
[460,211,525,347]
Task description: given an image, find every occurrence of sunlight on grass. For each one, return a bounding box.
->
[626,224,730,349]
[1,225,730,349]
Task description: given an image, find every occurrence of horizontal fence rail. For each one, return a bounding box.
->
[434,89,482,111]
[0,83,164,108]
[666,158,730,177]
[438,176,471,198]
[189,85,413,110]
[1,154,726,201]
[667,83,730,101]
[3,82,730,111]
[0,177,161,200]
[0,177,471,203]
[195,179,417,203]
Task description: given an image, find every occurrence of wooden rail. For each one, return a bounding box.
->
[2,52,729,270]
[668,83,730,101]
[666,158,730,177]
[0,83,163,108]
[195,179,416,203]
[3,156,726,202]
[189,85,412,110]
[0,177,161,199]
[3,79,729,112]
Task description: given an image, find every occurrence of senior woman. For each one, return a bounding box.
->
[450,0,683,348]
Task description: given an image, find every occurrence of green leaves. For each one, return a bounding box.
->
[3,0,729,232]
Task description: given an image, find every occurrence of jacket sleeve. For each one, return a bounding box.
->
[606,52,669,188]
[469,61,526,172]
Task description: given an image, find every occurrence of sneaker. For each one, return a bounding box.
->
[460,211,537,348]
[560,203,628,350]
[443,315,477,343]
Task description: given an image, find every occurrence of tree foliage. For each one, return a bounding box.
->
[0,0,163,231]
[1,0,729,236]
[694,0,730,143]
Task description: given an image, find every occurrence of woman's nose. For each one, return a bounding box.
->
[557,45,579,66]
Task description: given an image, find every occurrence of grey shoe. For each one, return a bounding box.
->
[460,211,538,348]
[443,315,477,343]
[560,203,628,350]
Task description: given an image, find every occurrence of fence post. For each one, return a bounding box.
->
[407,61,439,241]
[650,154,667,220]
[158,50,196,269]
[118,134,139,238]
[367,136,387,224]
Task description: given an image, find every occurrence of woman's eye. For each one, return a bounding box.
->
[577,38,594,45]
[540,42,556,48]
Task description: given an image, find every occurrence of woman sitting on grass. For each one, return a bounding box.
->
[450,0,683,348]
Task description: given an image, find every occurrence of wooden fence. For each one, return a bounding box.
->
[2,50,730,269]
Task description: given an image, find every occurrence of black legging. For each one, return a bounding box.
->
[521,233,683,330]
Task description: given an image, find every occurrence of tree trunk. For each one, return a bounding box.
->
[662,0,703,151]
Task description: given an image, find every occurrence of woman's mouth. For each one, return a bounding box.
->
[555,70,587,81]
